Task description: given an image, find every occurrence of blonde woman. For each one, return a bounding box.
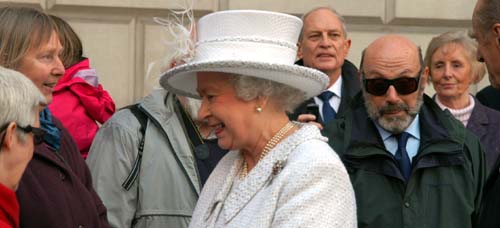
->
[0,7,110,227]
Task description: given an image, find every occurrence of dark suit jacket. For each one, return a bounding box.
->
[476,85,500,111]
[467,98,500,174]
[479,157,500,228]
[477,101,500,227]
[289,59,360,124]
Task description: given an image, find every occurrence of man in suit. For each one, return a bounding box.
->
[289,7,360,126]
[324,34,485,228]
[471,0,500,226]
[476,85,500,111]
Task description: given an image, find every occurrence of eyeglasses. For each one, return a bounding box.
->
[17,125,45,145]
[363,74,421,96]
[0,123,46,146]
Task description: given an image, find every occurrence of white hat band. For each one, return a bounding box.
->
[194,41,297,65]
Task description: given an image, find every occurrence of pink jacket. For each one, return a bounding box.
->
[49,58,115,158]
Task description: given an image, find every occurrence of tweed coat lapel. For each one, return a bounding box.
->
[200,153,241,226]
[467,101,489,140]
[221,124,319,223]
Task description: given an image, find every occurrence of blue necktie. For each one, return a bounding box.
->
[394,132,411,181]
[318,91,336,124]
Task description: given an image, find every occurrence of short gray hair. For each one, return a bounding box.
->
[475,0,500,34]
[299,7,348,41]
[230,74,306,113]
[0,67,46,141]
[424,30,486,84]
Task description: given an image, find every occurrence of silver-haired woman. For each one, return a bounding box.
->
[425,30,500,173]
[0,67,46,228]
[161,10,356,227]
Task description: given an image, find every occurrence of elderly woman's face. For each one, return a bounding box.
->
[430,43,473,100]
[16,31,64,104]
[196,72,257,151]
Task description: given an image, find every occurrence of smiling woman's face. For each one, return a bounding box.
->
[196,72,260,151]
[16,31,64,104]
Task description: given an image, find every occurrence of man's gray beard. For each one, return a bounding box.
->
[363,93,423,134]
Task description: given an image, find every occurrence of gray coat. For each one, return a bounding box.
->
[87,89,200,228]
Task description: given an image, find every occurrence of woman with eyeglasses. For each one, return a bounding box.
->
[425,31,500,173]
[0,67,46,228]
[0,7,110,228]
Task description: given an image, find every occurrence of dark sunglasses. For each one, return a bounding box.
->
[363,75,421,96]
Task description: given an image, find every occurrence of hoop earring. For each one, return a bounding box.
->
[256,107,262,112]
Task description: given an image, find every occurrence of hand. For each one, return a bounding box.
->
[297,114,323,130]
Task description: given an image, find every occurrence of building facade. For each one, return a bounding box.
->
[0,0,480,108]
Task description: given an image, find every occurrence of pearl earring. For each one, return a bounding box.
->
[256,107,262,112]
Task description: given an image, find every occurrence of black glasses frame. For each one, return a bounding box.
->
[17,125,45,145]
[0,124,7,147]
[0,123,45,146]
[363,72,422,96]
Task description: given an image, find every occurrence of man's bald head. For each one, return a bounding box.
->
[360,35,424,74]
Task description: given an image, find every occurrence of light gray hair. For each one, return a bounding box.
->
[230,74,306,113]
[425,30,486,84]
[0,67,46,141]
[299,7,348,41]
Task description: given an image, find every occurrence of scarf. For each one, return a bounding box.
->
[39,108,61,151]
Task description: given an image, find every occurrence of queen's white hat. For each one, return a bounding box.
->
[160,10,329,98]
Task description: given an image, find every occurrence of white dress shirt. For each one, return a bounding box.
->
[314,76,342,120]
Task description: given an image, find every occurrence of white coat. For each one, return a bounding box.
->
[189,124,357,228]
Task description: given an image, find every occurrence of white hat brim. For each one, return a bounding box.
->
[160,60,329,99]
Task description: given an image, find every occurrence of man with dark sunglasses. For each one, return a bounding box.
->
[0,67,46,228]
[323,35,486,228]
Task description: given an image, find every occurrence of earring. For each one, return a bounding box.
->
[256,107,262,112]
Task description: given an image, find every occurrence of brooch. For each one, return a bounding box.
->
[272,160,286,176]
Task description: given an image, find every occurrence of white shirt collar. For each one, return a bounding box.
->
[327,75,343,98]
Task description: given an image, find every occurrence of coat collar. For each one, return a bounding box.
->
[54,58,91,89]
[342,94,466,182]
[213,124,326,223]
[289,59,360,123]
[345,94,462,158]
[467,98,489,139]
[139,89,202,194]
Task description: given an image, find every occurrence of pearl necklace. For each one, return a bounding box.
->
[239,122,295,180]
